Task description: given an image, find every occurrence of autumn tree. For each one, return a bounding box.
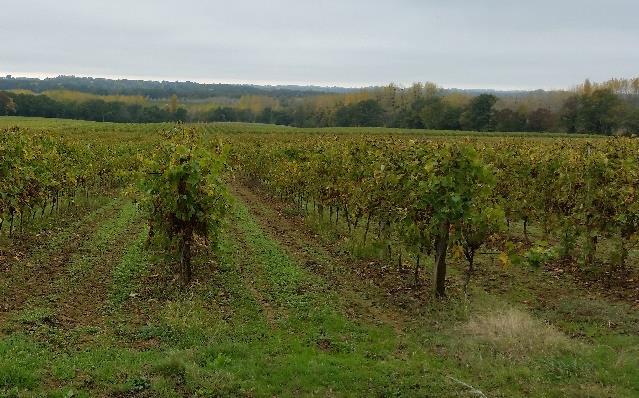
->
[169,94,178,114]
[0,92,16,115]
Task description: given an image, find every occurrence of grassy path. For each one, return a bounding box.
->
[230,183,425,330]
[53,202,145,329]
[225,202,446,396]
[0,198,123,326]
[227,184,639,398]
[1,201,146,333]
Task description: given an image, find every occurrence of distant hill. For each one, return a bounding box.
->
[1,75,543,100]
[0,75,359,100]
[442,88,533,96]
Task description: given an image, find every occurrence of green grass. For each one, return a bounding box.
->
[66,201,140,276]
[108,228,152,307]
[0,115,603,139]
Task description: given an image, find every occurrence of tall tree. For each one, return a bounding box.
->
[493,108,527,132]
[460,94,497,131]
[578,88,622,134]
[527,108,555,132]
[560,95,580,133]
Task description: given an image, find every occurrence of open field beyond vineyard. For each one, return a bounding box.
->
[1,117,639,398]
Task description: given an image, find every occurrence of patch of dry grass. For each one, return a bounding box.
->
[463,307,572,359]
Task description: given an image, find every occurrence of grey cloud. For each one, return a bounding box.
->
[2,0,638,89]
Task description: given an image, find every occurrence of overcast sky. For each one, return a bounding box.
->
[2,0,638,89]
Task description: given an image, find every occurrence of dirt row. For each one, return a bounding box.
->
[0,200,124,326]
[229,182,435,329]
[0,200,146,331]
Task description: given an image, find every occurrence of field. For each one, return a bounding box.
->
[1,116,638,398]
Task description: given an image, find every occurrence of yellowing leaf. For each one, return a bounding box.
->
[452,245,464,260]
[498,252,511,268]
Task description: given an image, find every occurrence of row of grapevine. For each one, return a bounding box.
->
[1,124,231,285]
[230,135,639,295]
[0,126,142,235]
[481,138,639,271]
[231,137,502,296]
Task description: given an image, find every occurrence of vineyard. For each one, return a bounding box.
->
[1,117,638,397]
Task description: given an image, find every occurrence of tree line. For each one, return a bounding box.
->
[0,91,186,123]
[0,75,330,99]
[2,78,638,134]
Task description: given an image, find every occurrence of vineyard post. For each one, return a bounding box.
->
[617,236,628,272]
[463,246,475,293]
[385,220,392,259]
[414,251,420,286]
[434,220,450,297]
